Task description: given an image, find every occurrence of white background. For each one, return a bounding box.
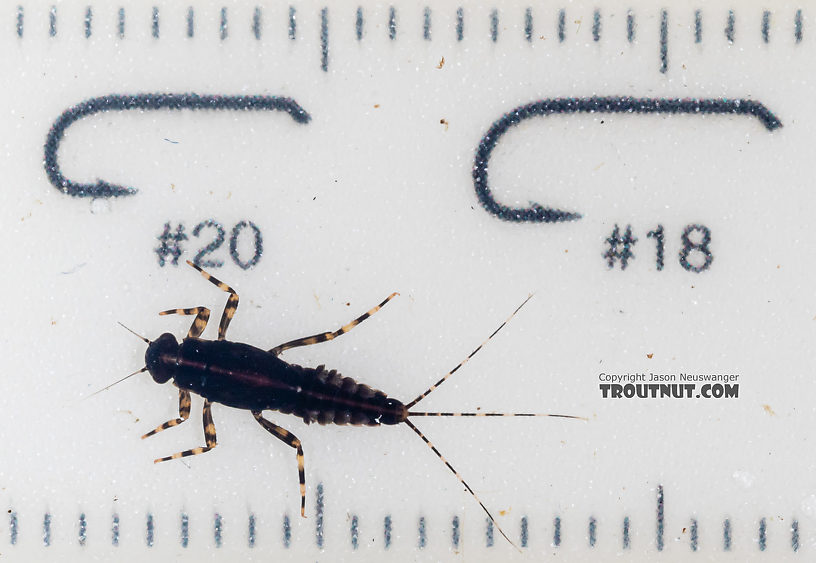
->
[0,1,813,560]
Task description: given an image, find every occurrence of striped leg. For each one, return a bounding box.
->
[142,389,192,439]
[142,308,206,439]
[154,400,217,463]
[252,412,307,518]
[270,292,399,355]
[405,294,533,409]
[158,306,211,338]
[186,260,239,340]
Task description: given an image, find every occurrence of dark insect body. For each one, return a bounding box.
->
[117,260,582,547]
[148,336,407,426]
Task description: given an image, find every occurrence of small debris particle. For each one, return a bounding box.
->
[60,262,87,275]
[436,56,445,69]
[646,353,654,359]
[440,118,449,131]
[762,404,776,416]
[118,409,141,423]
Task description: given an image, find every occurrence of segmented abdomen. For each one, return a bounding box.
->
[283,363,400,426]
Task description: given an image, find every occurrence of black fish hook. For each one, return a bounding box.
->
[44,93,311,198]
[472,96,782,223]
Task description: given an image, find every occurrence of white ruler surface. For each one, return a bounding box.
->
[1,1,814,561]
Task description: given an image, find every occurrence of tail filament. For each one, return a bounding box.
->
[403,294,586,548]
[406,294,534,409]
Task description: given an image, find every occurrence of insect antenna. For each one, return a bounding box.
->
[86,366,148,399]
[403,419,521,551]
[84,323,152,399]
[406,294,534,409]
[118,322,151,344]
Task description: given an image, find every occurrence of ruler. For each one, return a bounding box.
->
[1,1,812,560]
